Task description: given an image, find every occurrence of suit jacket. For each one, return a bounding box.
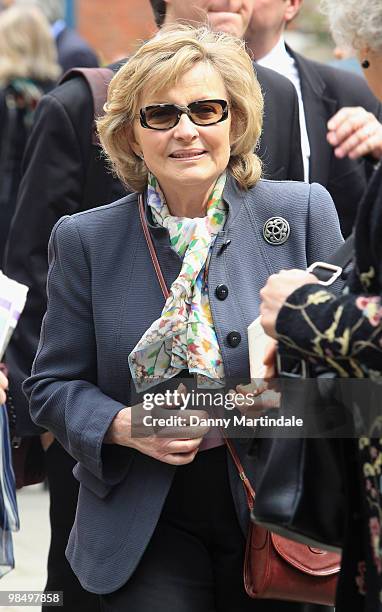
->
[56,26,99,73]
[287,48,382,237]
[4,64,303,436]
[24,175,343,593]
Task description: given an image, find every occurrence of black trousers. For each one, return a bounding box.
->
[43,440,100,612]
[100,446,328,612]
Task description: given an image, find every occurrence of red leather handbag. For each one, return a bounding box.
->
[225,436,341,606]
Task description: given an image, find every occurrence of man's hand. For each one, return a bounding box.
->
[327,106,382,160]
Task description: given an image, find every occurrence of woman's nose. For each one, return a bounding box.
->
[211,0,241,11]
[172,113,199,140]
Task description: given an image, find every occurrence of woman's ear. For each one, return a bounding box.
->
[127,125,143,159]
[229,119,239,151]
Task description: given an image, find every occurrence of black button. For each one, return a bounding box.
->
[215,284,228,300]
[227,331,241,347]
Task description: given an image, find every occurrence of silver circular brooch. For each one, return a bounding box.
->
[263,217,290,245]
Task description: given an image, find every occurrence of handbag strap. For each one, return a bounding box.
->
[310,234,354,285]
[137,193,255,510]
[138,194,170,300]
[328,233,354,269]
[222,435,255,510]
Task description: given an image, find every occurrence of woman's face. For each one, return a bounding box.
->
[359,48,382,102]
[130,62,232,197]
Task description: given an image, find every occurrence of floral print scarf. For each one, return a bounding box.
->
[128,173,227,392]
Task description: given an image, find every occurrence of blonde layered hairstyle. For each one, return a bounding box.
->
[97,25,264,192]
[0,5,61,86]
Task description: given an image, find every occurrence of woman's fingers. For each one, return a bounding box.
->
[0,370,8,405]
[260,270,318,337]
[263,340,278,380]
[162,449,199,466]
[165,436,204,454]
[327,107,382,160]
[263,340,277,367]
[233,384,280,415]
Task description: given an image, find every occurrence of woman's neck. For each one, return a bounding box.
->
[159,181,215,218]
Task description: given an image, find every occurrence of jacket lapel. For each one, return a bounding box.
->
[286,46,337,185]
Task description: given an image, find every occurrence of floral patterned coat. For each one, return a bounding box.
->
[276,164,382,612]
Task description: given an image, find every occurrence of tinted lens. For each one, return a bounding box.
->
[144,105,178,129]
[189,101,225,125]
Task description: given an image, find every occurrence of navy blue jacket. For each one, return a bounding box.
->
[24,175,343,593]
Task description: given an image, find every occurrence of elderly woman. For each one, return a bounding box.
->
[25,25,342,612]
[260,1,382,610]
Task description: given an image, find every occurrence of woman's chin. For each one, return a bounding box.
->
[160,165,219,188]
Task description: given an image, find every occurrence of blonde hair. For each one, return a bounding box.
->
[16,0,66,25]
[0,5,61,86]
[97,24,264,192]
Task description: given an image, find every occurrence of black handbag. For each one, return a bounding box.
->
[251,236,355,554]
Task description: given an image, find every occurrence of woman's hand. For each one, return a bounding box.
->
[228,339,280,416]
[0,370,8,405]
[260,269,318,338]
[263,340,278,380]
[104,396,210,466]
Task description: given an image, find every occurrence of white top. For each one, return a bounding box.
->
[257,36,311,182]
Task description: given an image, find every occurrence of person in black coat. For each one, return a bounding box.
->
[54,23,99,73]
[259,0,382,608]
[3,2,303,610]
[0,4,60,263]
[245,0,382,238]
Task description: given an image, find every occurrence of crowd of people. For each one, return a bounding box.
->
[0,1,382,611]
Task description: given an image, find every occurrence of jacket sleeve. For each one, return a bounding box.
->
[3,88,92,435]
[23,215,132,484]
[276,182,382,376]
[276,285,382,377]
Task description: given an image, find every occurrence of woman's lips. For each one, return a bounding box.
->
[170,150,206,159]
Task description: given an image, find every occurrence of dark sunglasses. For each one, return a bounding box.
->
[139,99,229,130]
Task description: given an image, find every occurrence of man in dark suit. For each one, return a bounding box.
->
[3,1,303,610]
[150,0,303,182]
[245,0,382,237]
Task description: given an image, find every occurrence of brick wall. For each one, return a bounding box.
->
[77,0,157,64]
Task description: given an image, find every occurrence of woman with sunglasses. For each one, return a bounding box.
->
[24,25,342,612]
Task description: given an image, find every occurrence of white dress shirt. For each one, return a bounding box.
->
[258,36,311,182]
